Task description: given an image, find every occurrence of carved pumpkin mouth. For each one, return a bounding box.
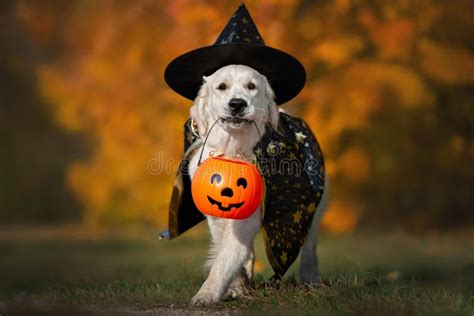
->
[207,196,245,211]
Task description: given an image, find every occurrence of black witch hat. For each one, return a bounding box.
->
[164,4,306,105]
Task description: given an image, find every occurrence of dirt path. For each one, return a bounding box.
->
[1,300,241,315]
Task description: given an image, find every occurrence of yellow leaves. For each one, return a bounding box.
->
[305,62,433,147]
[321,200,360,233]
[312,35,365,67]
[346,62,434,109]
[18,0,474,229]
[419,39,474,84]
[68,162,108,214]
[39,67,86,132]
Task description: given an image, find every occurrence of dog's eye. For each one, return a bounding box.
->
[247,83,256,90]
[210,173,222,184]
[217,83,227,90]
[237,178,247,189]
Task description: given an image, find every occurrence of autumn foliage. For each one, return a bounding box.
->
[1,0,473,232]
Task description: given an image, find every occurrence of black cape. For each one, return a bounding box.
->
[161,112,325,278]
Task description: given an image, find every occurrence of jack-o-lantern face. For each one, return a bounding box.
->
[191,156,263,219]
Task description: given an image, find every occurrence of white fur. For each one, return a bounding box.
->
[188,65,328,305]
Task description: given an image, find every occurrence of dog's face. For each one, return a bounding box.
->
[191,64,278,134]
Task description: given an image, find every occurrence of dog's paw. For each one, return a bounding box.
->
[226,271,250,299]
[299,271,321,284]
[190,291,218,306]
[299,265,322,284]
[227,284,249,299]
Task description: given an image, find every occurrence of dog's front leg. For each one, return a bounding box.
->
[191,208,261,305]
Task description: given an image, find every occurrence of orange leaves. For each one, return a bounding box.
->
[312,35,365,67]
[28,2,192,227]
[345,62,434,109]
[39,67,86,132]
[359,9,415,61]
[321,200,361,234]
[305,61,433,147]
[15,1,474,231]
[419,39,474,84]
[337,146,370,182]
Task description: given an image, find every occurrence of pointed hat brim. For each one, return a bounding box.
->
[164,43,306,105]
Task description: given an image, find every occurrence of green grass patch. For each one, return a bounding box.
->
[0,226,472,314]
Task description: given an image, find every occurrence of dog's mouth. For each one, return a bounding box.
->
[220,117,253,128]
[207,196,245,211]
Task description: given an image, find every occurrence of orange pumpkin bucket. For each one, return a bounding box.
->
[191,156,263,219]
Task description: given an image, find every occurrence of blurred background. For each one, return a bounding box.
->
[1,0,473,233]
[1,2,473,313]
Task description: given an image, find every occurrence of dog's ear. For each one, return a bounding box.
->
[263,78,279,130]
[190,76,209,136]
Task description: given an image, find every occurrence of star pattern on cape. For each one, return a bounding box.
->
[295,131,307,143]
[307,202,317,213]
[293,210,303,223]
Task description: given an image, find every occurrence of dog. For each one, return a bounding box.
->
[187,64,328,305]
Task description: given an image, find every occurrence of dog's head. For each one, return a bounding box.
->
[191,65,279,136]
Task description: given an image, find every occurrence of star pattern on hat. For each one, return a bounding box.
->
[214,4,265,46]
[165,3,306,106]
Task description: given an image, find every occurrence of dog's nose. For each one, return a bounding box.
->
[221,187,234,197]
[228,98,247,115]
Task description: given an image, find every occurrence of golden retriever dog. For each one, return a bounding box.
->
[188,64,328,305]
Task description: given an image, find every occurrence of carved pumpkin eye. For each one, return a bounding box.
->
[210,173,222,184]
[237,177,247,189]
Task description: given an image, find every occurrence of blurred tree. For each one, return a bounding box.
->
[301,0,474,231]
[0,1,88,223]
[5,0,472,231]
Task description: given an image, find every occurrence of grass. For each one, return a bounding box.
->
[0,225,472,315]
